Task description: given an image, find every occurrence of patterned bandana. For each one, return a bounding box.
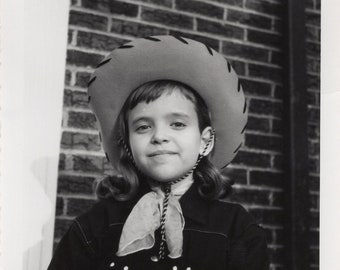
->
[116,178,193,258]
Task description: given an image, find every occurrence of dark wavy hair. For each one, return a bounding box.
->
[95,80,234,201]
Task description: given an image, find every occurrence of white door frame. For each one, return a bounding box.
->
[1,1,70,269]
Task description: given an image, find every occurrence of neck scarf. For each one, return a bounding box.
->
[116,178,193,258]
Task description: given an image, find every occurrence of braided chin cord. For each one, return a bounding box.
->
[118,128,215,260]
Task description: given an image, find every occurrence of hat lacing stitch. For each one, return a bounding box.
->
[119,128,215,260]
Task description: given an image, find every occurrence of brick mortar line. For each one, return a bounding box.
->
[58,170,107,178]
[69,69,76,86]
[243,204,283,210]
[55,216,75,221]
[245,94,283,103]
[61,196,67,215]
[238,75,283,86]
[223,6,227,21]
[58,194,96,200]
[241,76,283,85]
[70,5,282,35]
[306,88,320,92]
[67,44,108,56]
[245,130,283,138]
[225,56,283,67]
[105,0,283,20]
[305,8,321,14]
[306,39,321,45]
[307,71,321,77]
[233,184,283,192]
[247,167,283,174]
[270,265,284,270]
[248,96,283,103]
[64,86,89,93]
[62,111,69,130]
[71,29,77,46]
[306,24,321,29]
[267,244,284,248]
[66,64,95,73]
[307,104,320,109]
[307,68,321,75]
[68,20,283,52]
[64,106,92,113]
[227,164,283,173]
[245,131,284,137]
[232,144,283,155]
[56,214,81,219]
[62,127,99,135]
[305,23,320,28]
[59,148,104,156]
[261,225,284,230]
[247,113,282,121]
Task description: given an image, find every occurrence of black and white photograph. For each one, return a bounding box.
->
[1,0,338,269]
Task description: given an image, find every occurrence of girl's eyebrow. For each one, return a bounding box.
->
[130,116,151,125]
[168,112,190,119]
[130,112,191,125]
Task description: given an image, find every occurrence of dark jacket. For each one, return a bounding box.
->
[48,183,269,270]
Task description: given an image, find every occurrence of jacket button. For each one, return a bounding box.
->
[150,255,159,262]
[186,268,192,270]
[123,267,129,270]
[109,262,115,267]
[172,267,178,270]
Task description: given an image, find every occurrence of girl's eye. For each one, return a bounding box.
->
[171,122,186,128]
[135,125,151,132]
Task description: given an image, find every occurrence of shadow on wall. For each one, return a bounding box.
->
[22,156,59,270]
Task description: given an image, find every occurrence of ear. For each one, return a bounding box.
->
[200,126,215,156]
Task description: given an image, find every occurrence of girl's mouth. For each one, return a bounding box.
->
[147,150,177,157]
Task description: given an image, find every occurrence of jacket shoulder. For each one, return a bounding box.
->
[209,200,260,237]
[74,198,130,243]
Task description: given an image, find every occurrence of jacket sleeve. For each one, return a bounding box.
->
[47,219,99,270]
[228,204,270,270]
[244,224,269,270]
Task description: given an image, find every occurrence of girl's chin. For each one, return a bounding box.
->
[137,163,195,183]
[144,171,190,183]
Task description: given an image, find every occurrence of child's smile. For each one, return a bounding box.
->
[128,90,206,183]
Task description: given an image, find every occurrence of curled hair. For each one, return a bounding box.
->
[95,80,234,201]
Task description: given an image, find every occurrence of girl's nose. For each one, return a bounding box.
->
[150,127,169,144]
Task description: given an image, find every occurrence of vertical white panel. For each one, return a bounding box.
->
[320,0,340,270]
[0,0,70,269]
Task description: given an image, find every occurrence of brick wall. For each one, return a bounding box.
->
[55,0,319,269]
[305,0,320,269]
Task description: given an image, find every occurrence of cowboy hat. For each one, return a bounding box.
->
[87,35,247,170]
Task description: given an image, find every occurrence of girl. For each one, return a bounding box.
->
[49,36,269,270]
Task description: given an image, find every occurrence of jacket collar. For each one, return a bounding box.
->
[122,181,210,226]
[179,182,210,225]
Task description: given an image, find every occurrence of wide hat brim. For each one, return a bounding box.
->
[88,35,247,170]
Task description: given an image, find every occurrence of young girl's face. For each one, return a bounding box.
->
[128,89,209,183]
